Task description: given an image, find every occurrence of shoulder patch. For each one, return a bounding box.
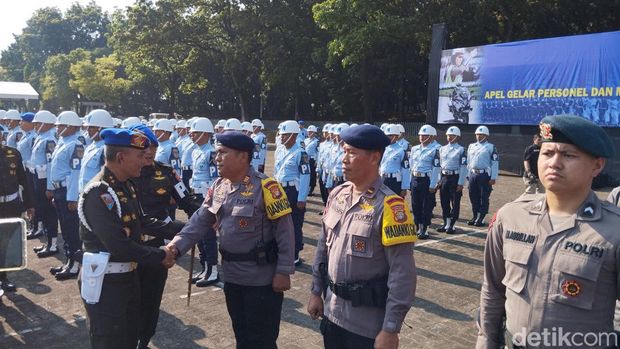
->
[261,178,291,220]
[100,193,115,210]
[382,194,417,246]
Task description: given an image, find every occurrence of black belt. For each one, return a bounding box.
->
[328,276,388,308]
[220,240,278,265]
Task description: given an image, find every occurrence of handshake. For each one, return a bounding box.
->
[161,244,179,269]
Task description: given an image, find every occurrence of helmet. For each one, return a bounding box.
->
[169,119,178,127]
[190,117,214,133]
[0,110,6,119]
[176,119,187,129]
[216,119,226,129]
[57,111,82,126]
[5,109,21,121]
[224,118,242,131]
[241,121,253,133]
[397,124,405,134]
[153,119,174,132]
[322,123,332,132]
[280,120,300,134]
[251,119,264,128]
[147,119,157,127]
[113,118,122,127]
[446,126,461,137]
[418,124,436,136]
[350,123,359,128]
[121,116,142,128]
[33,110,57,124]
[85,109,113,128]
[333,123,349,135]
[384,124,400,136]
[380,123,388,131]
[307,125,317,133]
[475,125,490,136]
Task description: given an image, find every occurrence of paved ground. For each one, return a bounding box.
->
[0,148,614,348]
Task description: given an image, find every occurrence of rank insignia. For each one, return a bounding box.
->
[561,279,581,297]
[6,149,12,154]
[155,170,162,176]
[241,183,254,197]
[352,236,367,253]
[156,188,167,195]
[359,202,373,212]
[366,187,375,195]
[239,218,248,228]
[100,193,114,210]
[583,205,594,217]
[122,215,131,222]
[9,162,16,168]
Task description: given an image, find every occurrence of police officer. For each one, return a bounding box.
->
[380,124,411,197]
[121,116,141,129]
[409,124,441,239]
[275,120,310,265]
[250,119,267,173]
[5,110,24,148]
[466,125,498,227]
[477,115,620,349]
[153,119,181,173]
[437,126,467,234]
[304,125,319,195]
[17,112,44,239]
[240,121,253,136]
[523,133,543,194]
[48,111,85,279]
[79,109,113,192]
[167,131,295,349]
[180,118,198,190]
[78,128,178,349]
[0,131,35,293]
[307,124,416,349]
[396,124,410,151]
[30,110,60,257]
[127,124,200,349]
[297,120,308,145]
[316,123,332,205]
[187,118,220,287]
[224,118,242,132]
[214,119,226,134]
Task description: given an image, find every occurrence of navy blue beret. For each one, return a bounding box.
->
[100,128,150,149]
[21,112,35,122]
[215,131,255,153]
[129,124,159,146]
[539,114,615,158]
[341,124,390,151]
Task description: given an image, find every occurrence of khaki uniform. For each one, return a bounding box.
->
[171,167,295,285]
[478,192,620,348]
[311,177,416,338]
[606,187,620,333]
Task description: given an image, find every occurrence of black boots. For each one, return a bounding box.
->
[195,265,219,287]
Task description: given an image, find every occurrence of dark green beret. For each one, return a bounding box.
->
[539,114,615,158]
[340,124,390,151]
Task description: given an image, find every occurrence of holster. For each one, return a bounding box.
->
[80,252,110,304]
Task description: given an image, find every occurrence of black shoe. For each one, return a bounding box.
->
[0,279,16,292]
[467,217,477,225]
[33,244,47,253]
[436,223,447,233]
[195,266,219,287]
[416,225,429,240]
[37,245,59,258]
[55,262,79,281]
[50,264,65,275]
[474,220,486,227]
[26,229,44,240]
[294,258,303,267]
[137,339,151,349]
[446,226,457,234]
[192,262,206,284]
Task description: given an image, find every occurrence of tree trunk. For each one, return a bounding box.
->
[238,92,247,121]
[361,56,372,122]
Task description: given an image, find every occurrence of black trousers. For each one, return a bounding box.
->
[283,186,305,258]
[318,175,329,205]
[53,187,81,258]
[309,158,317,194]
[383,177,402,196]
[81,271,141,349]
[439,174,462,221]
[0,199,22,282]
[34,177,58,238]
[224,282,283,349]
[137,261,168,344]
[321,318,374,349]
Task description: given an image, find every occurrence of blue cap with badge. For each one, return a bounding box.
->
[129,124,159,146]
[539,114,615,158]
[21,112,35,122]
[215,131,255,153]
[340,124,390,151]
[100,128,150,149]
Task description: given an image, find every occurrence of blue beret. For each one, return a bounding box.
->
[129,124,159,146]
[100,128,150,149]
[21,112,35,122]
[215,131,255,153]
[539,114,615,158]
[341,124,390,151]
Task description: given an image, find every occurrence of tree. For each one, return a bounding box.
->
[70,54,132,108]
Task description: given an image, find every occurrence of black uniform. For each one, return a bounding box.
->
[0,145,34,291]
[131,161,200,348]
[79,167,182,349]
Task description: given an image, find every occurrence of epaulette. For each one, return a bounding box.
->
[513,193,543,203]
[378,183,394,196]
[601,201,620,217]
[78,180,121,231]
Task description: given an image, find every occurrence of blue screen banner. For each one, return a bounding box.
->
[437,31,620,126]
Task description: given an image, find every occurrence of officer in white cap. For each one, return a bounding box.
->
[305,125,319,195]
[466,125,498,227]
[316,123,332,204]
[251,119,267,173]
[437,126,467,234]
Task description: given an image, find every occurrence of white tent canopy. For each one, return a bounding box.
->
[0,81,39,100]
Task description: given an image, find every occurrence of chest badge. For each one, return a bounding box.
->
[352,236,367,253]
[9,162,16,168]
[561,279,581,297]
[239,218,249,228]
[156,188,167,195]
[241,182,254,197]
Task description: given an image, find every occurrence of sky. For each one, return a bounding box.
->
[0,0,137,51]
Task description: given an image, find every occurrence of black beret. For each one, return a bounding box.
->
[539,114,615,158]
[340,124,390,151]
[215,131,255,153]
